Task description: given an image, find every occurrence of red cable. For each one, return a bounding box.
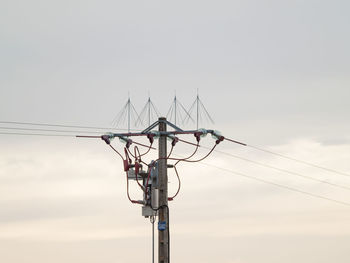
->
[131,140,156,149]
[167,144,174,159]
[133,146,146,191]
[109,134,217,204]
[109,144,124,160]
[174,143,200,165]
[107,144,141,204]
[138,143,153,157]
[168,166,181,201]
[178,144,217,163]
[158,140,216,201]
[168,142,219,201]
[127,146,149,166]
[125,171,142,204]
[167,143,199,201]
[167,143,217,163]
[168,143,200,201]
[145,143,174,194]
[122,147,144,191]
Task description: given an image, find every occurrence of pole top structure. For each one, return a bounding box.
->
[77,116,228,263]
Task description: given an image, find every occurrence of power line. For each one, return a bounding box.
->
[0,132,74,137]
[224,136,350,178]
[247,144,350,178]
[209,147,350,191]
[4,122,348,182]
[197,160,350,207]
[0,126,103,134]
[0,120,139,131]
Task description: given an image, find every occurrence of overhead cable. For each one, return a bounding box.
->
[247,144,350,178]
[209,147,350,191]
[0,132,74,137]
[199,161,350,207]
[0,120,140,131]
[224,136,350,178]
[0,126,102,134]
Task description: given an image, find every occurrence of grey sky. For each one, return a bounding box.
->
[1,1,350,262]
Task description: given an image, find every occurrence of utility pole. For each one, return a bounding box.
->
[79,116,221,263]
[158,117,169,263]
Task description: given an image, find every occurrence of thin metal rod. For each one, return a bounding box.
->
[76,135,101,138]
[128,97,130,133]
[131,141,156,149]
[196,95,199,130]
[223,137,247,146]
[0,121,132,131]
[152,217,155,263]
[174,96,177,126]
[148,97,151,126]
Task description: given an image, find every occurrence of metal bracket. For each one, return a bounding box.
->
[141,119,183,133]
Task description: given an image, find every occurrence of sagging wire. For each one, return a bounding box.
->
[127,147,149,167]
[119,136,156,150]
[122,148,143,204]
[168,166,181,201]
[167,143,218,163]
[144,135,179,200]
[102,135,143,205]
[174,143,200,165]
[108,144,124,160]
[209,147,350,191]
[166,135,178,159]
[223,136,350,178]
[166,130,223,163]
[134,133,155,158]
[166,135,182,201]
[125,135,155,166]
[166,130,223,201]
[125,171,143,204]
[103,128,224,204]
[199,161,350,207]
[167,137,200,201]
[167,141,200,201]
[125,147,144,191]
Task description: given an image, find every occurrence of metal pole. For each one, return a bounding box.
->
[151,216,155,263]
[174,97,177,126]
[128,98,130,133]
[196,95,199,130]
[158,117,169,263]
[148,97,151,126]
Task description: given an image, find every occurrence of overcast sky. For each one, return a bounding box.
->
[1,1,350,262]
